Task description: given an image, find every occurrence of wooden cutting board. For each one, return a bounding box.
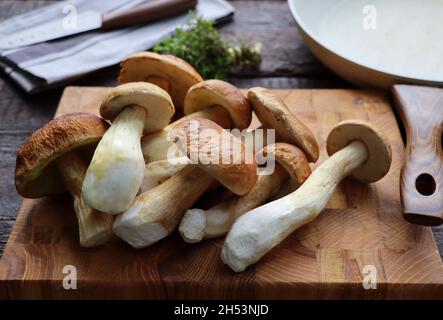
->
[1,87,443,299]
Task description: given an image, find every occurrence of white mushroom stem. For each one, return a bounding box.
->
[83,105,147,214]
[179,164,288,243]
[113,166,214,248]
[140,157,190,192]
[221,140,368,272]
[142,106,231,162]
[56,151,113,247]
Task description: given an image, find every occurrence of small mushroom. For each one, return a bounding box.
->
[179,142,311,243]
[221,120,392,272]
[141,79,252,163]
[248,87,319,162]
[113,119,258,248]
[82,82,174,214]
[118,51,203,110]
[15,113,114,247]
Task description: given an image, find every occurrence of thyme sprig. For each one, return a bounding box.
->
[153,13,261,79]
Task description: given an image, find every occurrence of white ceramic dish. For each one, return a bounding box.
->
[288,0,443,89]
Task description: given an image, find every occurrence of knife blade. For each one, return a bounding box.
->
[0,0,197,50]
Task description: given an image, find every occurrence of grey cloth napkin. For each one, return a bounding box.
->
[0,0,234,93]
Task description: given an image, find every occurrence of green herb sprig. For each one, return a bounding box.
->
[153,13,261,80]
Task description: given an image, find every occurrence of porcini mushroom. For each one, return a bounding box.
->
[179,142,311,243]
[139,80,252,193]
[141,79,252,163]
[140,127,270,190]
[118,51,203,110]
[248,87,319,162]
[221,120,392,272]
[113,119,258,248]
[15,113,114,247]
[82,82,174,214]
[178,88,319,243]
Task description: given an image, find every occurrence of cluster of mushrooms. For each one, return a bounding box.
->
[15,52,392,272]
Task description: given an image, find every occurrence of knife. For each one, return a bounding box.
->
[0,0,197,50]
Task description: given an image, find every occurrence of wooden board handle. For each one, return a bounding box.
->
[392,85,443,226]
[102,0,197,30]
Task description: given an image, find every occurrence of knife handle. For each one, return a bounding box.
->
[102,0,198,30]
[392,84,443,226]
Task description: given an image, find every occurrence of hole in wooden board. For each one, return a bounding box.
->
[415,173,436,196]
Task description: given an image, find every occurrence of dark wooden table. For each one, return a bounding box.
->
[0,0,442,258]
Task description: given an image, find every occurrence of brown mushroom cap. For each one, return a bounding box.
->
[247,87,319,162]
[171,118,258,195]
[327,120,392,183]
[100,82,175,134]
[184,80,252,130]
[15,113,109,198]
[261,142,311,187]
[118,51,203,109]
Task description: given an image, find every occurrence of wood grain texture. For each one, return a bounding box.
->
[392,85,443,226]
[0,86,442,299]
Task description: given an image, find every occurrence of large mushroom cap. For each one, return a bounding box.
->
[118,52,203,109]
[327,120,392,183]
[184,80,252,130]
[261,142,311,187]
[15,113,109,198]
[247,87,319,162]
[171,118,258,195]
[100,82,175,134]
